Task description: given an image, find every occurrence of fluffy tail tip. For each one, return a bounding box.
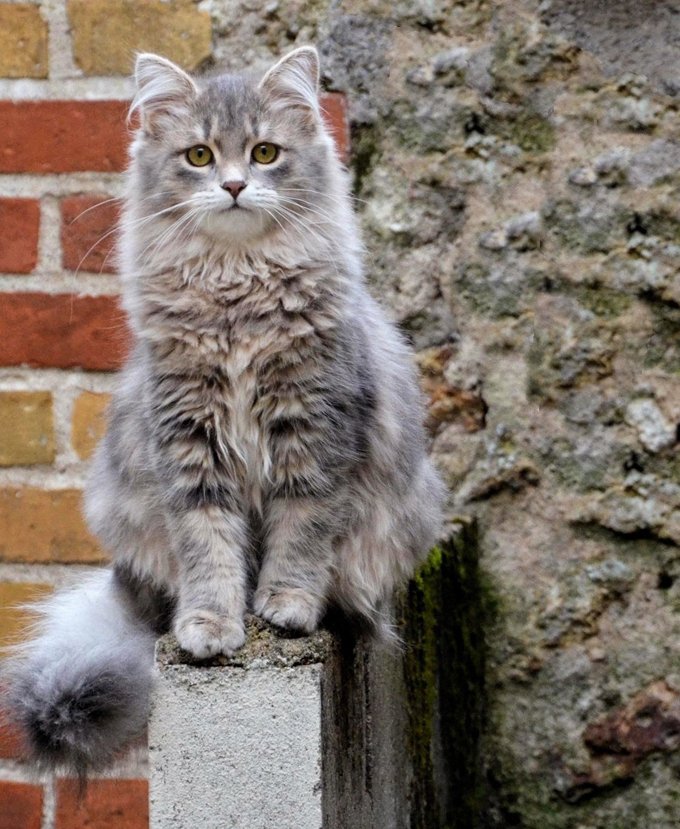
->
[3,650,152,778]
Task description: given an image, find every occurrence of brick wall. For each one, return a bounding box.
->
[0,3,348,827]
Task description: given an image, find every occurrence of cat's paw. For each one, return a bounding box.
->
[174,610,246,658]
[253,587,323,633]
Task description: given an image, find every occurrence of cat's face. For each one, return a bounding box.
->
[129,48,334,249]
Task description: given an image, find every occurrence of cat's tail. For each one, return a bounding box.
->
[1,569,157,778]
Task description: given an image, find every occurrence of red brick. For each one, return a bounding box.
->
[0,101,129,173]
[0,709,26,760]
[320,92,350,163]
[0,96,347,175]
[61,194,120,274]
[0,198,40,273]
[0,781,43,829]
[55,779,148,829]
[0,293,128,371]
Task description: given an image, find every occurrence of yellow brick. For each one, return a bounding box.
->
[0,4,48,79]
[68,0,213,76]
[72,391,111,460]
[0,582,53,654]
[0,488,106,564]
[0,392,55,467]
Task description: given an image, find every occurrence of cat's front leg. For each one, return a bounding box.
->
[254,497,335,633]
[170,504,249,658]
[149,371,251,658]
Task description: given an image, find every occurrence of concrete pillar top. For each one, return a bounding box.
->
[154,615,334,671]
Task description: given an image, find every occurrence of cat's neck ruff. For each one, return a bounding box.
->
[121,233,352,354]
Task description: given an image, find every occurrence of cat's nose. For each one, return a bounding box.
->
[221,180,247,199]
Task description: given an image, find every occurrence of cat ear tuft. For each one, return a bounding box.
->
[130,53,198,132]
[258,46,321,118]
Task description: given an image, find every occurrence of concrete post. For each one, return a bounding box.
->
[148,524,484,829]
[149,619,334,829]
[148,618,410,829]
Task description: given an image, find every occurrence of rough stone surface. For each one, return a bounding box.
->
[204,2,680,825]
[542,0,680,97]
[155,615,333,670]
[151,528,481,829]
[68,0,213,76]
[151,623,413,829]
[0,5,48,79]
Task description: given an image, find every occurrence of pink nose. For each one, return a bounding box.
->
[221,180,247,198]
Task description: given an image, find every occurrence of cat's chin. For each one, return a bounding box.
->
[200,208,271,246]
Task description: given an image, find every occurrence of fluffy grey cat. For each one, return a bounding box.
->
[4,46,444,776]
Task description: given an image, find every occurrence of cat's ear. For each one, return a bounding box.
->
[130,53,198,134]
[258,46,320,119]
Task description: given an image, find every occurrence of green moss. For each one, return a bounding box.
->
[543,199,626,254]
[388,96,478,153]
[573,286,633,318]
[500,111,556,153]
[457,263,547,318]
[402,519,487,829]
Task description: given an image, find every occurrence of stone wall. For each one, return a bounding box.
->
[302,2,679,826]
[0,1,678,827]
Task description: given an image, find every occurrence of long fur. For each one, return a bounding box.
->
[3,571,156,776]
[3,46,445,775]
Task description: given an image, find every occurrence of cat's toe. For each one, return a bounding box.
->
[254,587,323,633]
[174,610,246,658]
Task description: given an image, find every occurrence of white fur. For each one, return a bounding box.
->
[11,570,153,664]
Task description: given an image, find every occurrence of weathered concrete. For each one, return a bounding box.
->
[149,620,412,829]
[149,524,485,829]
[149,619,332,829]
[321,629,411,829]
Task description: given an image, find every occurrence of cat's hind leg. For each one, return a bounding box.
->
[331,459,445,635]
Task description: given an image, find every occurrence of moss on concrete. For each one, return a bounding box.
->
[401,519,487,829]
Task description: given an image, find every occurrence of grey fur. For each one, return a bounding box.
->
[9,644,152,779]
[3,47,445,774]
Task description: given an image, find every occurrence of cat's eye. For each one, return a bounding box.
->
[251,143,279,165]
[186,145,214,167]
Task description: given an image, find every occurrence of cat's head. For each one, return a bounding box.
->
[127,47,342,253]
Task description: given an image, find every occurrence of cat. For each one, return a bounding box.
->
[3,46,445,776]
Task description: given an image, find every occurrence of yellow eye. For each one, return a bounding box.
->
[186,145,213,167]
[251,143,279,164]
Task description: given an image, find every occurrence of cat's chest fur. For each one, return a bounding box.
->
[144,255,339,504]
